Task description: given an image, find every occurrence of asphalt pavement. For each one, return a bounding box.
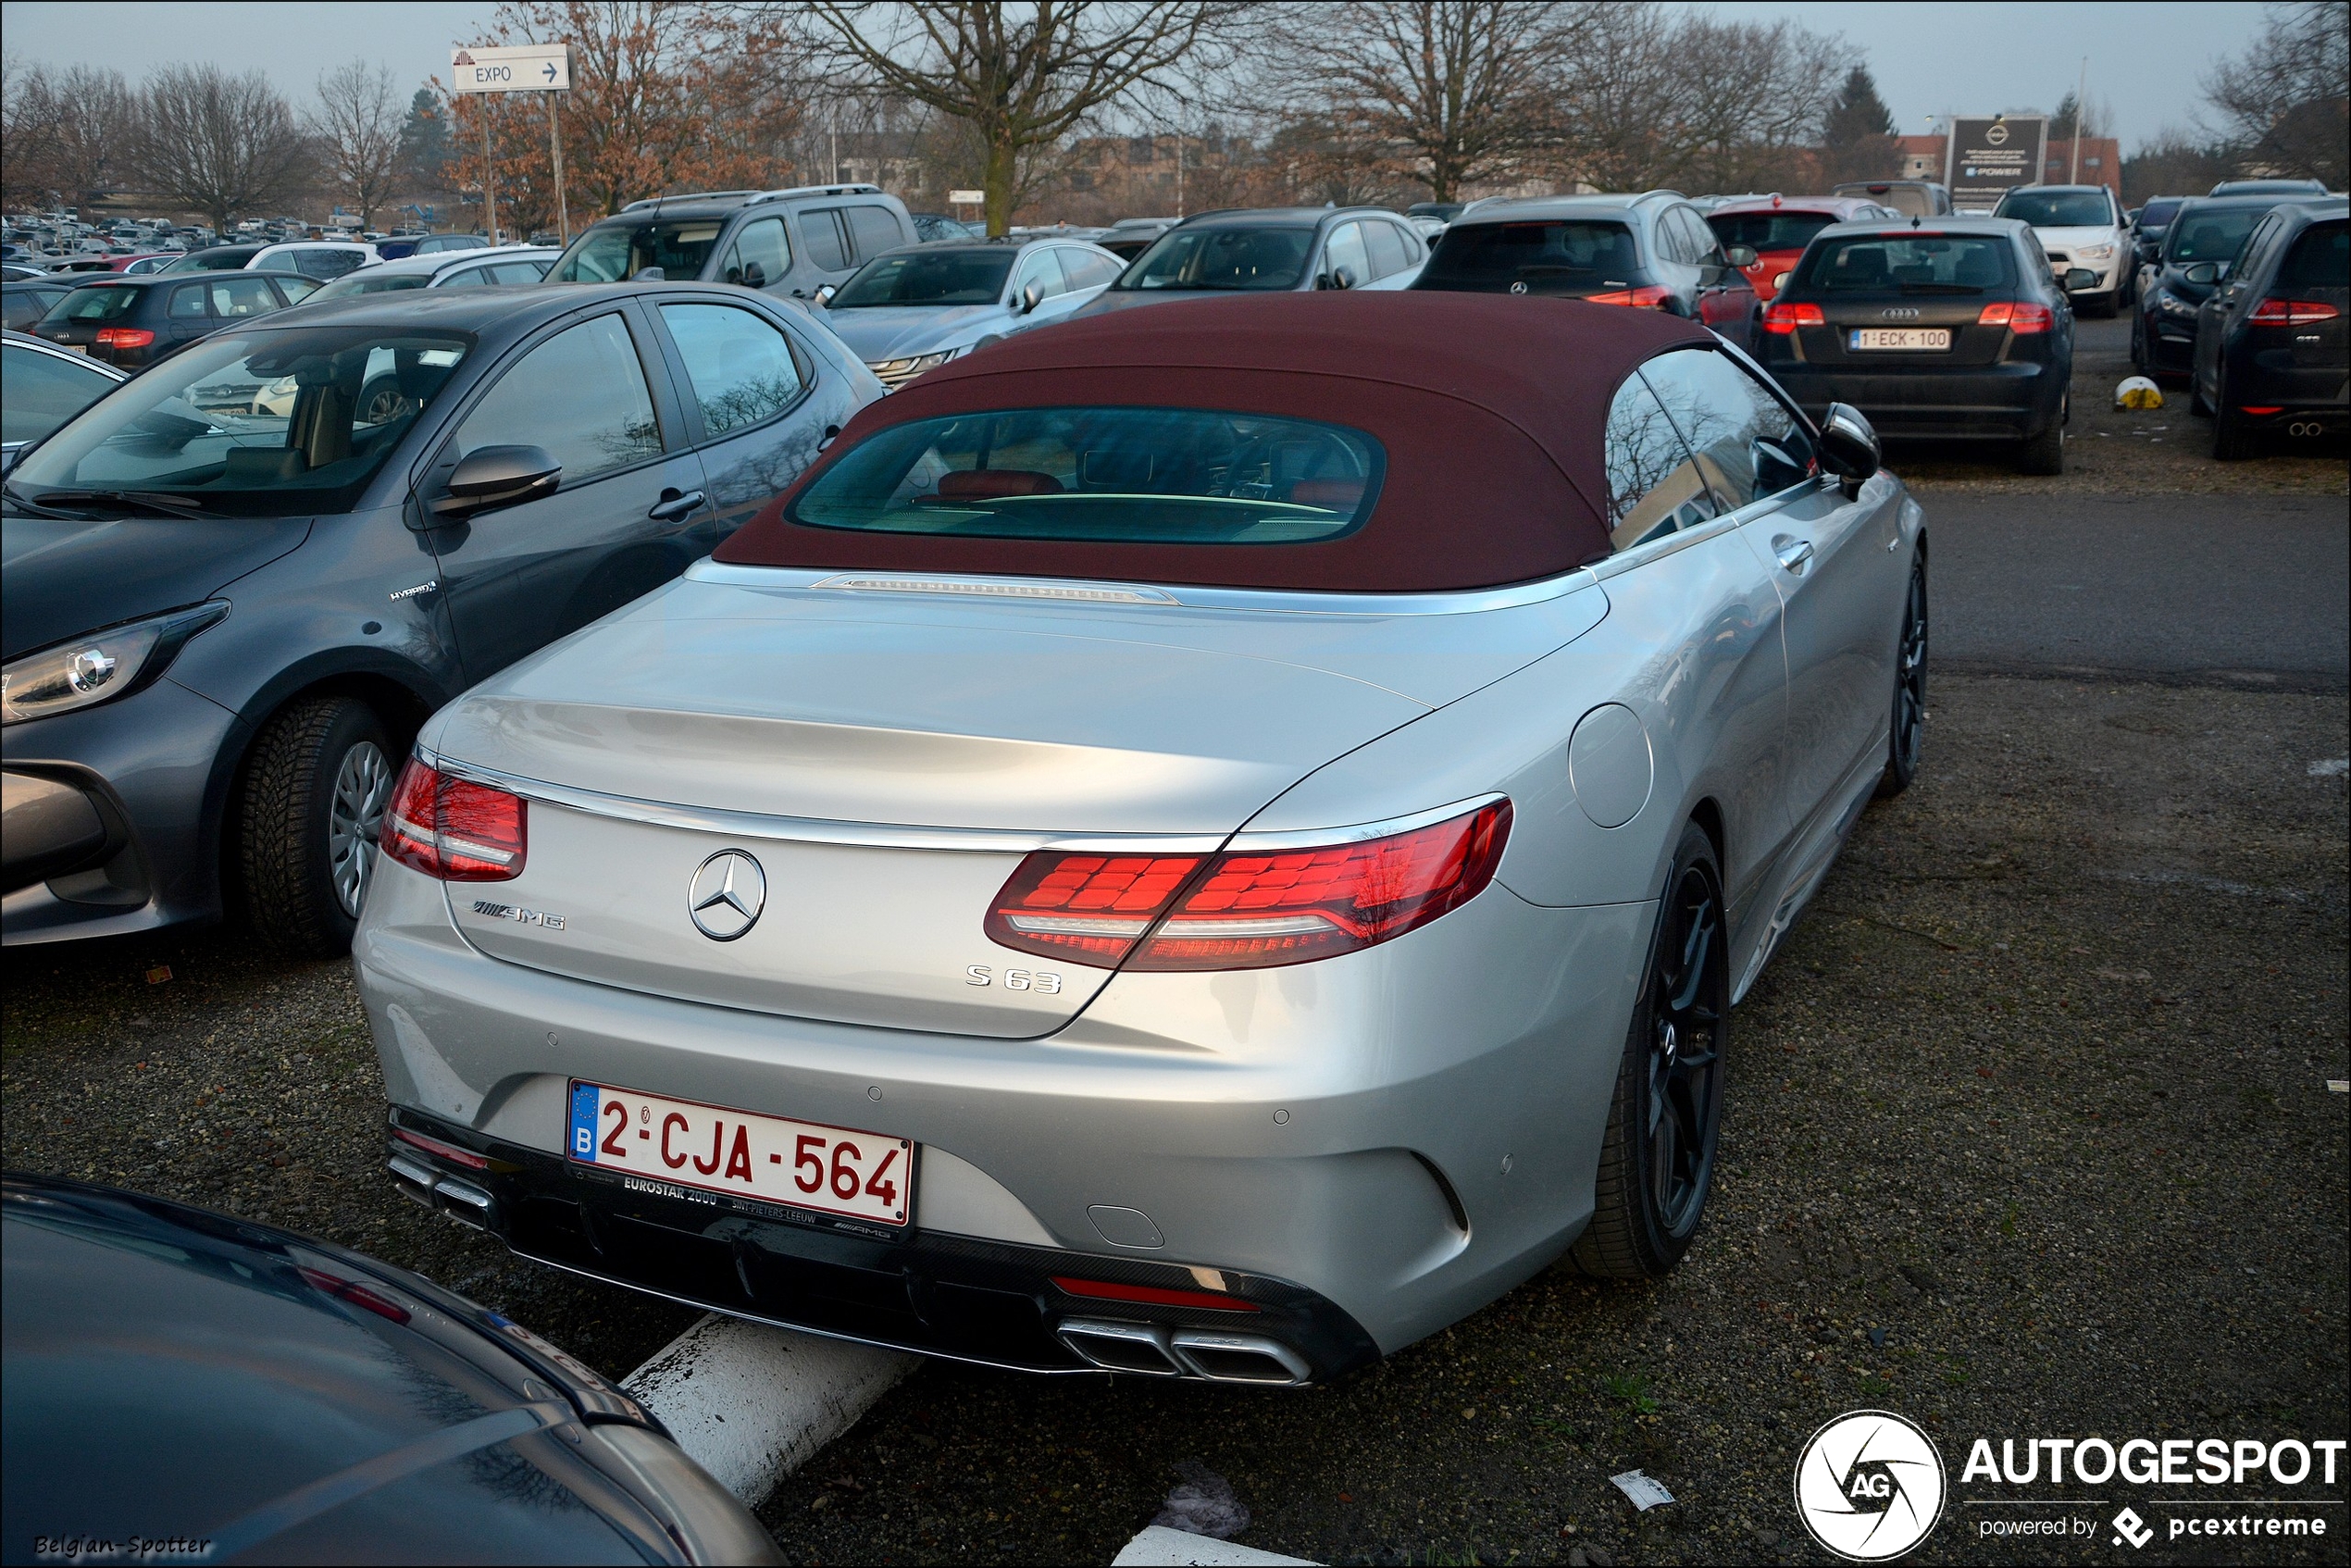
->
[1921,492,2349,689]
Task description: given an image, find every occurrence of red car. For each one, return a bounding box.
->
[1708,195,1898,304]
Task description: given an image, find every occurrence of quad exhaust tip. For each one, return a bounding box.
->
[1056,1318,1311,1385]
[386,1154,496,1230]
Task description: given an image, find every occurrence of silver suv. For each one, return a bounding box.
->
[548,183,919,304]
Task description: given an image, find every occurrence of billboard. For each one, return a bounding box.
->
[1945,116,2047,212]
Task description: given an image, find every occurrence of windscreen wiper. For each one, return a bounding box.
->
[16,487,212,519]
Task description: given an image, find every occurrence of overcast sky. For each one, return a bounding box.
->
[0,0,2275,151]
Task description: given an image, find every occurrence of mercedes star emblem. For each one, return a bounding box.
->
[689,850,766,940]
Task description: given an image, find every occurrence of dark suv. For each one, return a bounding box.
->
[1412,191,1759,349]
[2132,194,2302,380]
[1754,215,2083,474]
[548,184,918,304]
[2193,197,2347,458]
[3,283,883,954]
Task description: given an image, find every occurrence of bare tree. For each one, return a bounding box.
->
[3,63,136,208]
[1668,17,1854,194]
[2200,0,2349,189]
[128,65,311,231]
[1551,3,1689,193]
[1267,1,1571,202]
[312,59,404,229]
[801,2,1247,234]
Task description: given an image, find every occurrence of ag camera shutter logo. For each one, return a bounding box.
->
[1795,1410,1947,1561]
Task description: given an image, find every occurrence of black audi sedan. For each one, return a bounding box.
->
[4,1173,779,1563]
[2193,197,2347,459]
[2132,193,2305,380]
[1754,215,2085,474]
[1411,191,1760,349]
[3,283,882,955]
[31,270,320,370]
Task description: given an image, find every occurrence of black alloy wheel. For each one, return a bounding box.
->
[1876,555,1928,798]
[1571,822,1730,1279]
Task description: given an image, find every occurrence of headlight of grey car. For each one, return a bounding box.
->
[2157,291,2198,317]
[1,601,229,726]
[866,348,967,379]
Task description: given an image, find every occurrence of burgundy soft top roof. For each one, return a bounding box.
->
[715,291,1710,591]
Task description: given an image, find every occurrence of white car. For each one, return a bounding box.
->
[248,240,380,280]
[1993,184,2128,317]
[299,246,561,303]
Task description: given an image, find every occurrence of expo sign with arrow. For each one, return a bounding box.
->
[451,44,571,93]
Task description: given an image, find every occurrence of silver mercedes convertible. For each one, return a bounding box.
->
[355,292,1926,1387]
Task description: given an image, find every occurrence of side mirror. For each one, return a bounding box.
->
[1018,283,1042,314]
[2182,261,2219,286]
[1817,403,1881,495]
[1723,243,1759,268]
[2063,267,2098,292]
[635,266,665,281]
[740,261,766,290]
[1318,266,1356,291]
[430,443,561,518]
[813,281,836,305]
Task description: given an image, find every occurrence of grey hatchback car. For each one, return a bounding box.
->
[2,283,883,954]
[1070,205,1428,321]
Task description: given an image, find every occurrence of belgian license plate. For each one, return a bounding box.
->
[1849,329,1950,351]
[566,1080,912,1226]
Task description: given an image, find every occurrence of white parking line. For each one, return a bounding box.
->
[622,1313,917,1506]
[1112,1527,1320,1566]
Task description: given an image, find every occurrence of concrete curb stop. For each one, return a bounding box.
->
[622,1313,919,1507]
[1111,1526,1321,1566]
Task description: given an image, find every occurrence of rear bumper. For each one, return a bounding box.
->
[2227,349,2351,415]
[1768,358,2061,441]
[385,1109,1383,1383]
[355,855,1652,1371]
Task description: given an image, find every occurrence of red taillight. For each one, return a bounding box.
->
[1763,301,1824,334]
[984,852,1203,963]
[1585,284,1674,309]
[379,758,526,881]
[1978,301,2054,334]
[93,327,155,348]
[2249,298,2340,326]
[988,802,1511,972]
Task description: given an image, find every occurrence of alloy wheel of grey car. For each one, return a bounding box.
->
[328,740,393,917]
[238,695,396,958]
[1572,822,1729,1278]
[1877,557,1929,799]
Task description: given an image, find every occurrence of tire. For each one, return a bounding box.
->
[2016,417,2064,475]
[2190,373,2213,417]
[355,373,414,426]
[2130,315,2150,376]
[2088,289,2119,319]
[238,695,396,958]
[2210,374,2259,461]
[1569,822,1730,1280]
[1875,554,1928,799]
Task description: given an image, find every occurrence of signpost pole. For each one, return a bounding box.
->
[2068,57,2087,186]
[546,92,570,243]
[482,111,500,246]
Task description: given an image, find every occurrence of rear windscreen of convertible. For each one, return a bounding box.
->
[789,407,1383,546]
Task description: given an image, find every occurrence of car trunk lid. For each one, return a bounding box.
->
[421,569,1606,1034]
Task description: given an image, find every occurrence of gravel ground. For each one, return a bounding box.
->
[1889,314,2348,498]
[6,672,2344,1565]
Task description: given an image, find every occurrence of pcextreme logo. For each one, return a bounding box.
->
[1795,1410,1948,1562]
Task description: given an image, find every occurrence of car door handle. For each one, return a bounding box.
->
[647,489,704,522]
[1773,537,1815,575]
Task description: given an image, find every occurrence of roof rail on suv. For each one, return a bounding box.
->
[747,183,884,207]
[621,190,766,213]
